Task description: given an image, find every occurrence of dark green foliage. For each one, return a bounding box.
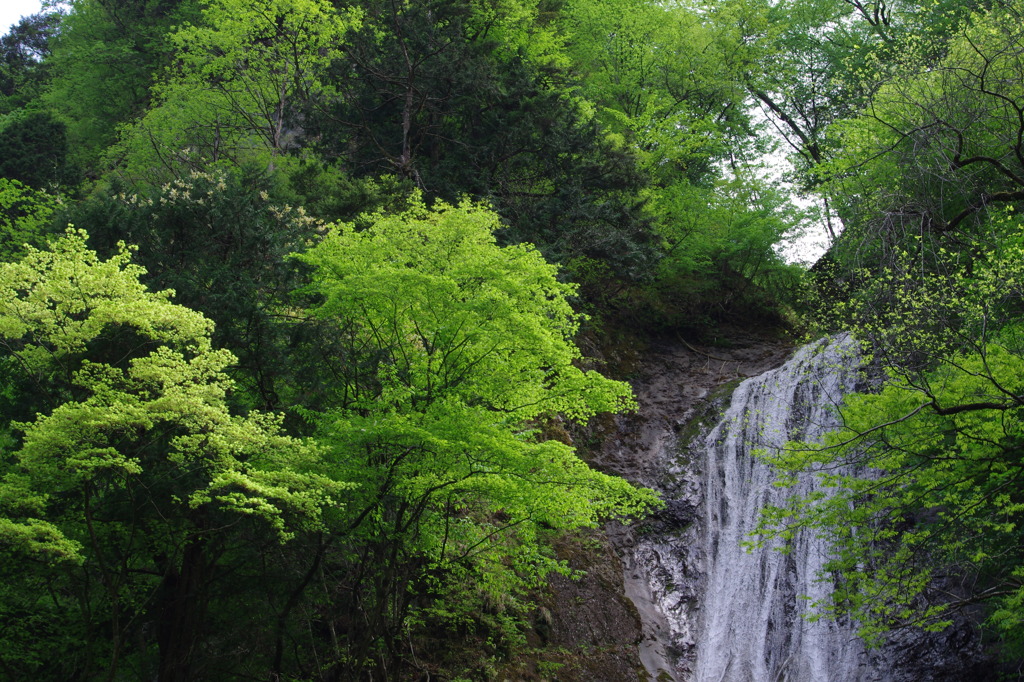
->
[282,159,415,224]
[45,0,202,168]
[0,0,832,677]
[59,170,320,411]
[312,0,658,278]
[0,110,77,189]
[0,11,61,114]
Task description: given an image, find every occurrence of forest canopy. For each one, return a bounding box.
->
[751,0,1024,660]
[4,0,1024,677]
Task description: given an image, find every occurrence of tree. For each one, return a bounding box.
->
[554,0,810,321]
[643,171,809,328]
[820,0,1024,275]
[0,230,351,679]
[44,0,202,170]
[561,0,751,183]
[311,0,658,279]
[724,0,985,179]
[757,203,1024,650]
[61,169,322,411]
[0,110,77,189]
[294,197,659,676]
[114,0,359,186]
[0,178,59,262]
[0,10,62,114]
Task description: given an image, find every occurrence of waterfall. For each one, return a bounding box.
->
[691,333,867,682]
[624,333,990,682]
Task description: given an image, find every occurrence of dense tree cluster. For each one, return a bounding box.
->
[748,0,1024,659]
[0,0,806,675]
[7,0,1024,677]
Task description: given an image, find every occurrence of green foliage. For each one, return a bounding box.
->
[808,1,1024,285]
[0,178,59,262]
[822,1,1024,266]
[299,197,640,423]
[555,0,810,324]
[282,160,414,224]
[758,219,1024,648]
[562,0,751,181]
[0,11,61,115]
[732,0,985,180]
[114,0,360,186]
[0,230,350,678]
[808,0,1024,360]
[314,0,658,279]
[0,109,77,189]
[45,0,202,169]
[773,0,1024,285]
[644,171,809,324]
[61,169,323,411]
[296,197,659,676]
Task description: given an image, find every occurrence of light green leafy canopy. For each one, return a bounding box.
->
[297,198,658,603]
[756,219,1024,648]
[818,1,1024,245]
[0,178,60,262]
[561,0,748,175]
[0,230,351,564]
[115,0,360,185]
[466,0,568,67]
[299,198,636,422]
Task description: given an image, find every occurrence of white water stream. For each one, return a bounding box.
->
[691,333,867,681]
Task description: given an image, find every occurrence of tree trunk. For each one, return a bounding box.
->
[157,535,207,682]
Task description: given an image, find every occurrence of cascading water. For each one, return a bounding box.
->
[691,333,866,681]
[623,333,988,682]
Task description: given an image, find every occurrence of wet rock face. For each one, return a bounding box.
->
[534,328,1000,682]
[590,330,794,492]
[873,621,996,682]
[651,498,698,530]
[510,330,791,682]
[533,533,648,682]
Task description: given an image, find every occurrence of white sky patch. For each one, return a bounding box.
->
[775,203,834,266]
[769,169,835,267]
[749,106,836,267]
[1,0,47,36]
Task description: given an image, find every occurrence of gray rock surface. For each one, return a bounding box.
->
[593,330,794,680]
